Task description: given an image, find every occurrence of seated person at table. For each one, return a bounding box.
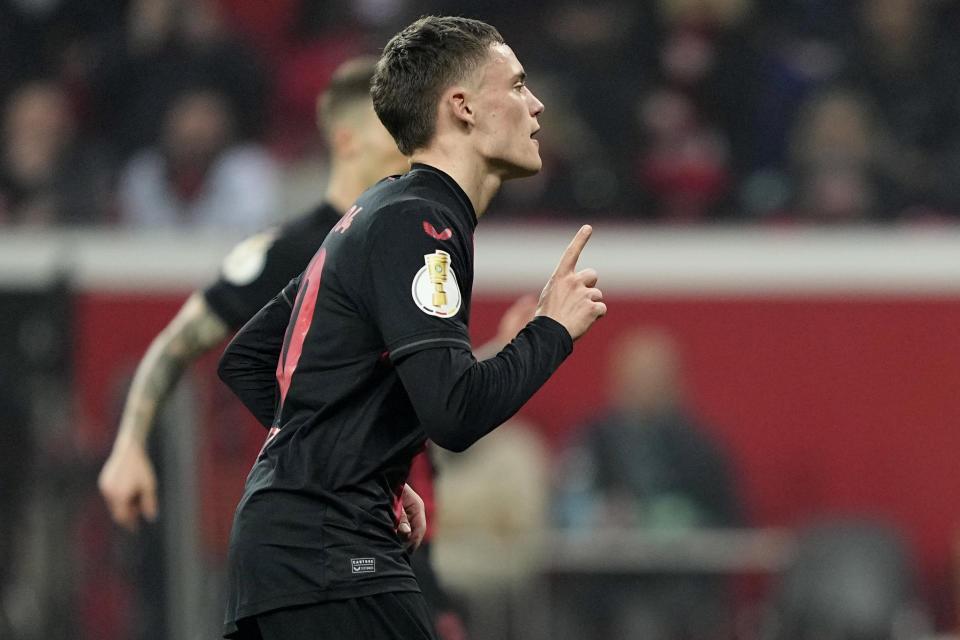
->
[553,327,741,640]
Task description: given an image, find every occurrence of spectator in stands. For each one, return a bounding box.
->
[835,0,960,220]
[553,327,740,640]
[0,0,124,112]
[632,0,758,221]
[634,87,731,223]
[117,86,279,232]
[777,88,881,224]
[733,0,850,187]
[94,0,267,160]
[0,79,110,226]
[526,1,655,216]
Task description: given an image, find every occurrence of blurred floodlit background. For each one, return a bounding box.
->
[3,1,960,639]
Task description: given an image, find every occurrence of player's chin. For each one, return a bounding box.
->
[505,156,542,180]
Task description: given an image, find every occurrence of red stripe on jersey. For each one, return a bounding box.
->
[259,426,280,456]
[276,248,326,406]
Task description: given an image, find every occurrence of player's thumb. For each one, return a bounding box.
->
[398,507,411,535]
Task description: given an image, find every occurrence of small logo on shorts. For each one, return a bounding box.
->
[351,558,376,574]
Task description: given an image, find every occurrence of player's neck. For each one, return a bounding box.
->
[325,165,365,214]
[411,148,501,218]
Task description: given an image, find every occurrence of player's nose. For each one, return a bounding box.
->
[528,89,544,117]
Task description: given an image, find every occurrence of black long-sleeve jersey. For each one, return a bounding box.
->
[218,164,572,636]
[198,193,454,629]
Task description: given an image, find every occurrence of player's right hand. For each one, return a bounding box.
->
[398,483,427,551]
[98,437,159,531]
[536,225,606,340]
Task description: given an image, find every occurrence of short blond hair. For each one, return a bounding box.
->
[316,56,379,141]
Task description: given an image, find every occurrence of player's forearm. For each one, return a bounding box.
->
[397,316,572,452]
[114,293,229,447]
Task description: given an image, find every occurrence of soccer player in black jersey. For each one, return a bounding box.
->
[96,56,448,627]
[218,15,606,640]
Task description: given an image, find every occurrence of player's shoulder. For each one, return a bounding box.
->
[360,181,454,238]
[216,203,336,283]
[279,202,341,240]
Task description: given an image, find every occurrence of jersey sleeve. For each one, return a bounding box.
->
[204,222,321,330]
[363,206,473,360]
[217,276,300,427]
[203,228,283,329]
[395,316,573,452]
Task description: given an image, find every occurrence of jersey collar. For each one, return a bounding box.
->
[409,163,478,229]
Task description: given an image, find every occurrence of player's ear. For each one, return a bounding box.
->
[445,87,475,129]
[330,124,357,158]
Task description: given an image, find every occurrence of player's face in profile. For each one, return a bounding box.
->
[472,43,545,179]
[358,102,410,180]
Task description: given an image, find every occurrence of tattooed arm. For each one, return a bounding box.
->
[98,292,230,531]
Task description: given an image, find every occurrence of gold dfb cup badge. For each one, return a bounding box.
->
[425,251,450,308]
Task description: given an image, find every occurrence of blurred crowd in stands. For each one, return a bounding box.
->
[3,0,960,228]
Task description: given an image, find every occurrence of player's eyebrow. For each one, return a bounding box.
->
[514,71,527,84]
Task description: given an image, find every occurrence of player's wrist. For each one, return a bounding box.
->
[113,427,149,452]
[529,314,575,348]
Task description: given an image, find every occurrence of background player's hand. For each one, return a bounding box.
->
[536,225,606,340]
[398,483,426,551]
[495,294,538,345]
[98,436,159,531]
[473,294,539,359]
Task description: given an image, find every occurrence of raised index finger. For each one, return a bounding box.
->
[554,225,593,276]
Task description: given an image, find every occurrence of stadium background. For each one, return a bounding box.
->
[3,1,960,639]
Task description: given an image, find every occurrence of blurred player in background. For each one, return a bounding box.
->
[98,56,467,638]
[216,15,604,640]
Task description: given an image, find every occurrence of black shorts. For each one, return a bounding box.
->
[232,592,438,640]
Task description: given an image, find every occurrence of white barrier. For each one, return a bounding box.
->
[4,224,960,293]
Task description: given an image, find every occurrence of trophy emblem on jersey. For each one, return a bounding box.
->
[411,250,461,318]
[425,251,450,307]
